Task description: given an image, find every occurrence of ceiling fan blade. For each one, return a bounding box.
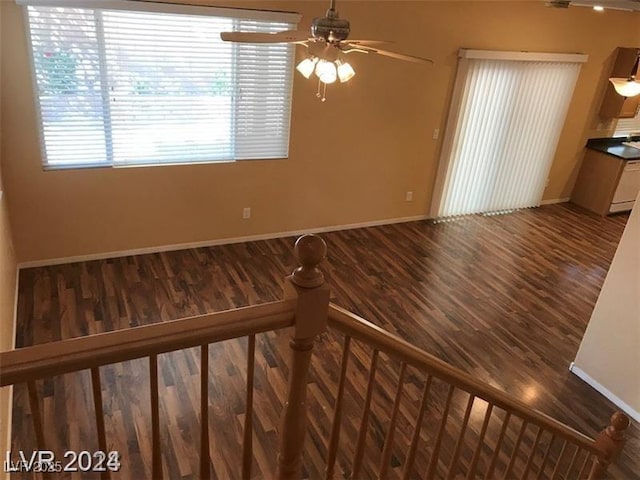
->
[345,39,393,45]
[220,30,310,44]
[343,44,433,64]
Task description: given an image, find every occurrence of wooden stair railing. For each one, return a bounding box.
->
[0,235,331,480]
[323,304,631,479]
[0,234,630,479]
[1,299,298,480]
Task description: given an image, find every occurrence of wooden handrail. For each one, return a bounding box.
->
[327,303,600,454]
[0,299,296,386]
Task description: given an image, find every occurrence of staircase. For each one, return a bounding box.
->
[0,235,630,479]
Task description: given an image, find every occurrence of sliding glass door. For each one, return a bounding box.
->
[432,50,587,218]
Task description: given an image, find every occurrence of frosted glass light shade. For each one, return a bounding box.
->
[609,77,640,98]
[315,59,337,84]
[337,61,355,83]
[296,57,318,79]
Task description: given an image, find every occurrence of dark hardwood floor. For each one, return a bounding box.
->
[10,203,638,479]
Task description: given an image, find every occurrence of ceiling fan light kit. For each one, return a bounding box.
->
[220,0,432,101]
[296,57,355,83]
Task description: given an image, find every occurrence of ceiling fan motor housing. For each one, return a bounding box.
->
[311,16,350,42]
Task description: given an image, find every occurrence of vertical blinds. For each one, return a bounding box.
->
[434,51,584,218]
[24,3,297,168]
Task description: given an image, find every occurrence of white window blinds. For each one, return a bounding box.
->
[432,50,586,218]
[23,2,298,168]
[614,109,640,136]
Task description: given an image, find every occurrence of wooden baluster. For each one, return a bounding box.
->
[425,384,455,478]
[149,354,163,479]
[536,433,556,479]
[486,411,511,478]
[446,393,475,479]
[351,349,379,479]
[577,452,593,479]
[91,368,110,480]
[325,335,352,480]
[550,440,568,479]
[402,375,433,480]
[503,419,527,479]
[242,335,256,480]
[378,362,407,480]
[565,444,580,477]
[276,235,330,480]
[465,403,494,480]
[200,344,210,480]
[27,382,45,480]
[522,426,543,479]
[27,381,45,451]
[588,412,630,479]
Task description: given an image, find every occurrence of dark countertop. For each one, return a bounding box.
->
[586,136,640,160]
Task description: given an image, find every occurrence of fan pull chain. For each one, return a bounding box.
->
[316,79,328,102]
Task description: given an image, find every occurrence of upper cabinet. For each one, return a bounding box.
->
[599,47,640,119]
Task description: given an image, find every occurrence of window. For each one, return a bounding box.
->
[21,1,300,168]
[614,108,640,137]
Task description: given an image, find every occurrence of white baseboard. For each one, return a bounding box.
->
[569,362,640,423]
[540,197,570,205]
[18,214,430,269]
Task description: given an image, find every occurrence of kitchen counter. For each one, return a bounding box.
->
[572,139,640,216]
[586,137,640,160]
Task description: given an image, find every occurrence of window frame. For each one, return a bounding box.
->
[19,0,301,170]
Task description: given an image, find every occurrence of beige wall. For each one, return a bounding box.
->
[0,0,19,473]
[573,193,640,419]
[2,1,640,262]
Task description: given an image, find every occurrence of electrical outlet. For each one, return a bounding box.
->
[242,207,251,219]
[432,128,440,140]
[405,191,413,202]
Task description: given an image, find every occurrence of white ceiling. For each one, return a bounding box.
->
[551,0,640,11]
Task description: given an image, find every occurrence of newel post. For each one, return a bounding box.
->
[588,411,630,479]
[276,234,330,480]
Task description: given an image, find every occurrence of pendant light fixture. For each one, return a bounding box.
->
[609,51,640,98]
[609,77,640,97]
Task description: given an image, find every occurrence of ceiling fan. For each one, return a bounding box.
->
[220,0,433,100]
